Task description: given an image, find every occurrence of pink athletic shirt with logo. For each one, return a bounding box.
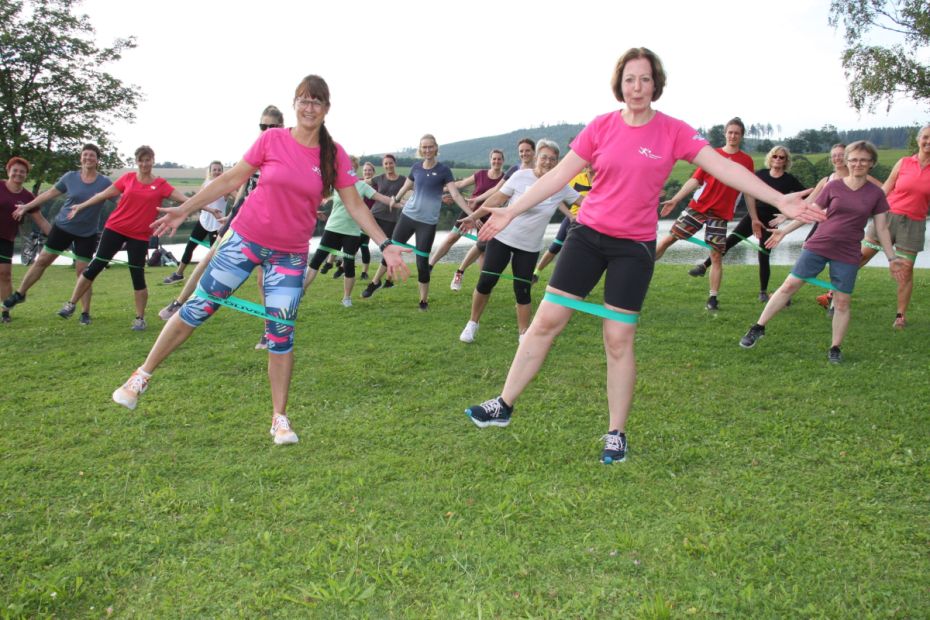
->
[233,128,356,254]
[571,110,708,241]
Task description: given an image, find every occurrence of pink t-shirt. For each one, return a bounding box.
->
[107,173,175,241]
[572,110,708,241]
[805,179,889,264]
[232,128,356,253]
[887,155,930,221]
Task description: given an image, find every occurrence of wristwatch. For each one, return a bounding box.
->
[379,239,394,252]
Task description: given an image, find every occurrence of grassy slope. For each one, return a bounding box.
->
[0,262,927,618]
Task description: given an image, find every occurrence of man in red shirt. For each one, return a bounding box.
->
[655,117,756,310]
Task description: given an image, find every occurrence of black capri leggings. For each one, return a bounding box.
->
[717,212,774,291]
[383,213,435,284]
[180,222,218,265]
[476,238,538,305]
[358,233,371,264]
[83,228,148,290]
[310,230,362,278]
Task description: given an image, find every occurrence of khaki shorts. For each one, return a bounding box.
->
[866,213,925,257]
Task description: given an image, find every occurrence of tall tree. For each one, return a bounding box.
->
[829,0,930,113]
[0,0,140,191]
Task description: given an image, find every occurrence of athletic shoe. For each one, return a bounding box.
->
[828,346,842,364]
[465,396,513,428]
[893,314,906,330]
[816,292,833,309]
[418,301,429,312]
[270,413,298,445]
[450,270,464,291]
[689,263,708,277]
[361,281,381,298]
[2,291,25,310]
[740,324,765,349]
[332,265,344,279]
[459,320,479,343]
[131,317,146,331]
[758,291,770,303]
[1,312,10,324]
[255,335,268,350]
[159,300,182,321]
[58,301,76,319]
[320,262,333,274]
[162,272,183,285]
[705,296,719,311]
[341,297,353,308]
[601,430,627,464]
[531,273,539,284]
[360,272,369,280]
[112,368,150,410]
[79,312,92,326]
[383,279,394,289]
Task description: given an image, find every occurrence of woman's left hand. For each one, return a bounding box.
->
[775,189,823,223]
[151,206,188,237]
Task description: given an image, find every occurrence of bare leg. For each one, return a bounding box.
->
[500,289,575,405]
[515,302,532,335]
[343,275,355,299]
[133,288,148,318]
[602,314,638,432]
[371,264,388,285]
[758,276,805,326]
[174,261,188,276]
[859,243,878,268]
[268,351,294,415]
[469,290,490,323]
[13,250,56,296]
[140,314,197,372]
[653,235,677,261]
[429,231,461,267]
[68,274,94,304]
[830,291,851,347]
[0,264,12,301]
[535,250,557,273]
[175,244,218,304]
[418,281,429,304]
[75,262,92,313]
[459,244,484,272]
[302,267,319,293]
[896,261,914,316]
[709,250,723,295]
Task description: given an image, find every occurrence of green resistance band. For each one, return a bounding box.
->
[450,227,479,241]
[684,236,713,250]
[551,238,564,247]
[861,240,915,261]
[191,237,212,249]
[862,239,882,252]
[791,273,838,291]
[194,287,295,326]
[43,246,144,269]
[317,244,354,260]
[732,232,769,254]
[543,291,638,324]
[480,270,533,285]
[392,241,431,258]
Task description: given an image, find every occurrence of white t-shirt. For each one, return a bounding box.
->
[199,178,228,232]
[495,169,580,252]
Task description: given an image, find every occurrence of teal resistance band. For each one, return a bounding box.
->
[792,274,838,292]
[543,291,638,324]
[194,287,295,326]
[862,239,882,252]
[480,270,533,285]
[684,236,713,250]
[861,239,914,261]
[43,246,144,269]
[316,244,354,260]
[732,231,769,254]
[450,226,479,242]
[191,237,212,249]
[551,238,564,247]
[392,240,431,258]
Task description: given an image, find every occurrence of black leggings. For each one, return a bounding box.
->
[702,213,773,291]
[358,234,371,264]
[476,238,538,305]
[180,222,218,265]
[310,230,361,278]
[83,228,148,290]
[548,216,572,254]
[384,214,435,283]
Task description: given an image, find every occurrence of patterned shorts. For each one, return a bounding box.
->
[671,207,727,253]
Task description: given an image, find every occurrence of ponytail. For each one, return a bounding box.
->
[319,122,336,198]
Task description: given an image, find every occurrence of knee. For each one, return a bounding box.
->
[710,251,723,264]
[832,295,851,312]
[603,325,635,355]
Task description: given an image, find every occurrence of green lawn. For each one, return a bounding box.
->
[1,261,927,618]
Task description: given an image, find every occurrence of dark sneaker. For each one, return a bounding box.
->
[320,262,333,274]
[383,279,394,289]
[332,265,344,279]
[361,281,382,298]
[531,273,539,284]
[465,397,513,428]
[418,301,429,312]
[601,430,627,464]
[758,291,770,303]
[740,324,765,348]
[1,312,10,324]
[689,262,708,277]
[79,312,92,326]
[162,272,183,285]
[58,301,76,319]
[2,291,25,310]
[828,346,842,364]
[706,296,719,311]
[360,272,369,281]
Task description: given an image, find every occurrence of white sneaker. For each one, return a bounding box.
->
[270,414,299,445]
[450,270,464,291]
[341,297,353,308]
[112,368,150,410]
[459,320,479,343]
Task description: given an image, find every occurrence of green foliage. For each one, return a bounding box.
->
[829,0,930,112]
[787,155,819,187]
[707,124,726,148]
[0,0,140,192]
[0,263,927,617]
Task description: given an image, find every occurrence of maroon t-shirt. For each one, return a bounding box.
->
[0,182,35,242]
[804,179,889,264]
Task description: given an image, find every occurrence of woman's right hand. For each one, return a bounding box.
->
[382,244,411,282]
[66,205,83,220]
[764,229,786,250]
[477,208,513,242]
[151,206,188,237]
[659,198,679,217]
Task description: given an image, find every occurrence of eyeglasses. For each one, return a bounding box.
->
[537,154,558,162]
[771,154,787,160]
[295,97,326,110]
[847,158,873,165]
[259,123,282,131]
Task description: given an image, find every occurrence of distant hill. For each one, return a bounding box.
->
[362,123,586,168]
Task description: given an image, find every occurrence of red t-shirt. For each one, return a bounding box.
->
[0,183,35,241]
[105,173,175,241]
[688,148,755,220]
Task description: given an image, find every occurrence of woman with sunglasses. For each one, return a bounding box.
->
[112,75,408,446]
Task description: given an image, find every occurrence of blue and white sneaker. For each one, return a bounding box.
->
[601,431,627,464]
[465,396,513,428]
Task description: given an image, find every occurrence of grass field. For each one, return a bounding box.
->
[1,261,927,617]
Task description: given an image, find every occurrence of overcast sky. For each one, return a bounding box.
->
[81,0,928,166]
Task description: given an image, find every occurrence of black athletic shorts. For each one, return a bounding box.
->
[548,224,655,312]
[45,224,99,262]
[0,239,12,264]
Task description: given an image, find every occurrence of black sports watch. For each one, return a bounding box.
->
[379,239,394,252]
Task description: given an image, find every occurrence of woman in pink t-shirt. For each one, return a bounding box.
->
[111,75,409,446]
[465,47,824,465]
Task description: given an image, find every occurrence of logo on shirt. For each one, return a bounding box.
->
[692,133,706,141]
[638,147,662,160]
[312,166,321,176]
[150,185,157,190]
[347,168,357,178]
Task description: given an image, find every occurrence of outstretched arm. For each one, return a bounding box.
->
[67,185,121,219]
[338,184,410,281]
[151,160,255,236]
[13,187,63,220]
[659,177,700,216]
